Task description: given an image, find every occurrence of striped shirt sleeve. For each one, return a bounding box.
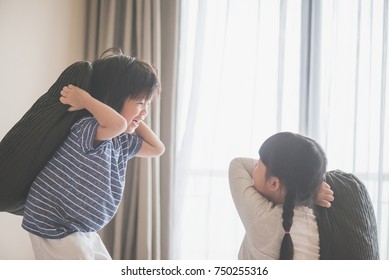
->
[72,117,99,154]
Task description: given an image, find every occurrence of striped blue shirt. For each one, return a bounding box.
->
[22,117,142,239]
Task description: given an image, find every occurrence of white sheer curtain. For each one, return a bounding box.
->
[172,0,302,259]
[309,0,389,259]
[173,0,388,259]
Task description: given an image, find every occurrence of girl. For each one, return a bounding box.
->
[22,50,164,259]
[229,132,332,260]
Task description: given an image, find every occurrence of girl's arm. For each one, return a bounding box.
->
[60,85,127,142]
[134,121,165,158]
[229,157,272,228]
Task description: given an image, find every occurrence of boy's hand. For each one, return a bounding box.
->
[60,84,90,111]
[315,181,334,208]
[135,121,165,158]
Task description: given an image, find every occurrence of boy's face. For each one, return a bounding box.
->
[120,96,150,133]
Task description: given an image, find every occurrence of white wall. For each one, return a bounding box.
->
[0,0,86,259]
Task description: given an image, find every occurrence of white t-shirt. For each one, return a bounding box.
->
[229,157,319,260]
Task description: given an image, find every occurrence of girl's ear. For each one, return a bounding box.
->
[266,176,286,204]
[267,176,282,192]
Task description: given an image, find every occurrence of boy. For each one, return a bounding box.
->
[22,53,164,259]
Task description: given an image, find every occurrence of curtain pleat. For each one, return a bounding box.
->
[378,0,388,255]
[276,0,287,131]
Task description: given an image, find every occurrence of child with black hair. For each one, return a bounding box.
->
[21,50,165,259]
[229,132,333,260]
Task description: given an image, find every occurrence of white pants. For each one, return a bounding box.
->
[29,232,112,260]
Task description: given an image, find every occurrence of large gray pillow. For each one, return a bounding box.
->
[315,170,380,259]
[0,61,92,215]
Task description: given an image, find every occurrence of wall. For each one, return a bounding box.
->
[0,0,86,259]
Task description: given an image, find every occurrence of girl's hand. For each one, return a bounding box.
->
[60,84,90,111]
[315,181,334,208]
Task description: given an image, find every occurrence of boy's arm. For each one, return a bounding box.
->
[60,85,127,141]
[134,121,165,158]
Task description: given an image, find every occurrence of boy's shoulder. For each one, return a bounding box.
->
[72,116,96,128]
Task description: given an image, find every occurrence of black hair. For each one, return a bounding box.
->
[90,48,161,112]
[258,132,327,260]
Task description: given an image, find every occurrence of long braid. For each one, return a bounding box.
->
[259,132,327,260]
[280,188,297,260]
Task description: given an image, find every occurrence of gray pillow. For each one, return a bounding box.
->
[315,170,380,259]
[0,61,92,215]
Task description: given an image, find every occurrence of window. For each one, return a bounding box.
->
[173,0,389,259]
